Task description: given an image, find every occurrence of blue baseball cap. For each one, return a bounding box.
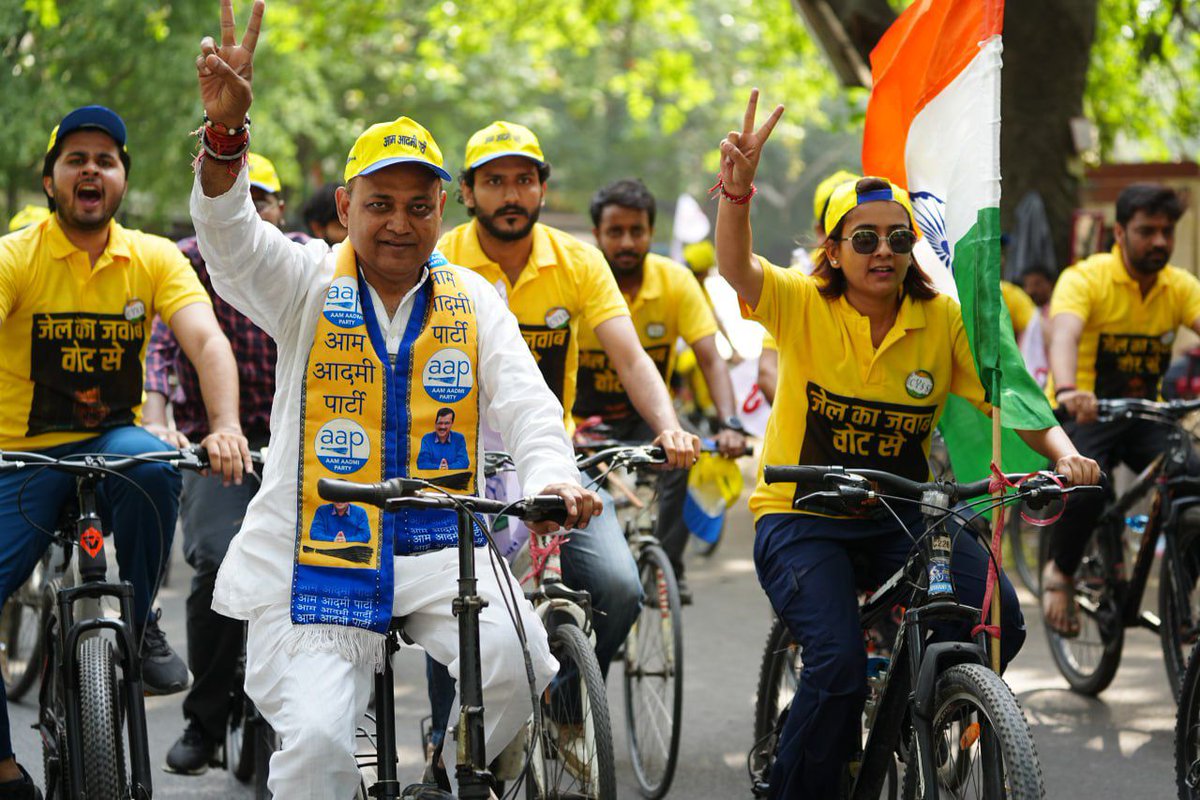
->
[46,105,128,153]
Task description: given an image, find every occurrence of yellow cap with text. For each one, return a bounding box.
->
[247,153,282,194]
[344,117,452,183]
[823,177,919,236]
[464,121,545,172]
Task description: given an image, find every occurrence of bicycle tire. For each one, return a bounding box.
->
[1177,640,1200,799]
[77,636,127,800]
[254,721,280,799]
[902,663,1043,800]
[1161,507,1200,700]
[623,544,683,799]
[1005,503,1042,595]
[527,623,617,800]
[1042,522,1125,695]
[751,615,795,783]
[1,574,45,702]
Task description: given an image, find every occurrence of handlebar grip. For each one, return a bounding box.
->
[520,495,569,525]
[317,477,393,507]
[763,465,828,485]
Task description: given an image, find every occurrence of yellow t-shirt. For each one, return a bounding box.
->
[0,216,210,450]
[438,221,629,423]
[1049,245,1200,400]
[747,260,990,520]
[573,253,717,422]
[1000,280,1035,337]
[761,332,777,352]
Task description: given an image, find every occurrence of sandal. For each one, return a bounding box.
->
[1041,562,1081,639]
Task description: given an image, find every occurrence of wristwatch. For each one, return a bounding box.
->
[719,416,748,435]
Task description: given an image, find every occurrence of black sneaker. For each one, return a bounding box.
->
[676,576,694,606]
[138,609,191,696]
[0,763,42,800]
[163,721,220,775]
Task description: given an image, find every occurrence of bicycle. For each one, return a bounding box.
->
[316,472,572,800]
[0,446,213,800]
[1040,397,1200,699]
[483,450,618,800]
[748,464,1097,799]
[574,443,683,800]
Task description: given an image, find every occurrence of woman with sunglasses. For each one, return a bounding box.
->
[715,91,1098,800]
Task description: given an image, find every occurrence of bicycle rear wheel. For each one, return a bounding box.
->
[77,636,127,800]
[1178,640,1200,799]
[750,616,796,794]
[527,623,616,800]
[1161,507,1200,700]
[1043,523,1125,695]
[253,721,280,799]
[623,544,683,799]
[903,663,1043,800]
[1,563,46,701]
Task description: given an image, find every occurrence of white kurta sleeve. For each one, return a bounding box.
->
[189,167,330,340]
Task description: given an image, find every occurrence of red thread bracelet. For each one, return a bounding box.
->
[708,176,756,205]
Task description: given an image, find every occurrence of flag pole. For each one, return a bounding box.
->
[990,390,1003,673]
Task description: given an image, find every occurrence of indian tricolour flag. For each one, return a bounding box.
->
[862,0,1056,483]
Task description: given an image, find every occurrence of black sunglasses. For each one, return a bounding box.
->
[839,228,918,255]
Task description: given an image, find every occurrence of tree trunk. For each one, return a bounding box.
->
[1000,0,1098,270]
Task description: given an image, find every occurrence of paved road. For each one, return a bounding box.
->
[8,501,1180,798]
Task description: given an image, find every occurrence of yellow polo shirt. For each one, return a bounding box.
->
[1050,245,1200,400]
[1001,280,1035,337]
[0,216,210,450]
[438,220,629,423]
[573,253,717,422]
[747,259,990,520]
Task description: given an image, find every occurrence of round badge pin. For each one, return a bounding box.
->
[905,369,934,399]
[123,299,146,323]
[1162,331,1177,346]
[645,322,666,339]
[545,307,570,330]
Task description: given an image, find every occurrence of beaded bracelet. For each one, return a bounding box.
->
[707,176,756,205]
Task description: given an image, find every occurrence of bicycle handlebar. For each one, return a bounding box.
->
[316,477,569,524]
[763,464,1103,511]
[573,439,754,473]
[0,444,267,478]
[1053,396,1200,425]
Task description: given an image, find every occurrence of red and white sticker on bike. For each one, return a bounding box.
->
[79,526,103,558]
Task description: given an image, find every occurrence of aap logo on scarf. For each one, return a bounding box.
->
[315,418,371,474]
[324,276,365,328]
[423,348,474,403]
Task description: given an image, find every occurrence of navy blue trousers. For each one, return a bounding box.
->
[754,510,1026,800]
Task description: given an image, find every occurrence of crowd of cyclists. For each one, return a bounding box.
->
[2,1,1200,798]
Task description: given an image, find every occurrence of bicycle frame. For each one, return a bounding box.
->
[40,474,153,799]
[850,494,993,800]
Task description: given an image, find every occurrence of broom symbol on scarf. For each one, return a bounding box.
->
[302,543,374,564]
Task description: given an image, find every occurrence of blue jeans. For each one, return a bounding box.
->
[425,485,641,747]
[0,426,181,760]
[753,510,1025,800]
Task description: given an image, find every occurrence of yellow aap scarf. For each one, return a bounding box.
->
[291,244,480,649]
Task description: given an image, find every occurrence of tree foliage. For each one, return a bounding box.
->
[1,0,862,261]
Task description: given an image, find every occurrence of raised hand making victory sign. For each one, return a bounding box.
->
[196,0,263,130]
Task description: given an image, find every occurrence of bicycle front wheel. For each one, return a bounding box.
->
[527,623,616,800]
[904,663,1043,800]
[623,544,683,799]
[1043,523,1125,695]
[1162,507,1200,700]
[77,636,127,800]
[1,563,46,701]
[1177,640,1200,799]
[750,615,797,794]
